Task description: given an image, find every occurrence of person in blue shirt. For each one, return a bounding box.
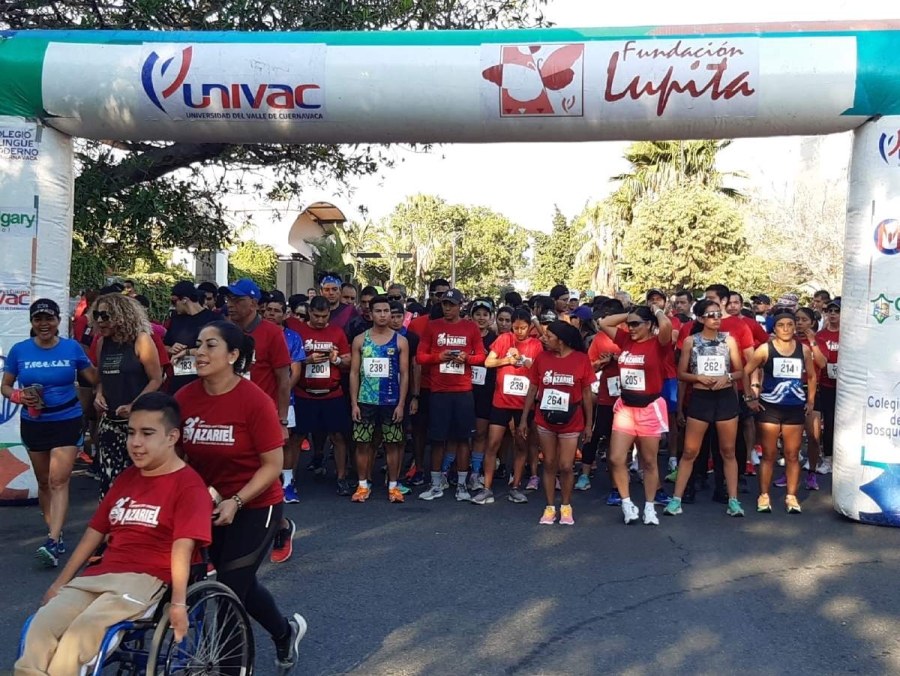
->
[2,299,97,567]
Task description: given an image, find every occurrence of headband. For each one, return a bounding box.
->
[321,276,341,287]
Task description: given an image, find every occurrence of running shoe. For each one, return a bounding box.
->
[525,475,540,491]
[455,486,471,502]
[77,450,93,465]
[555,478,561,491]
[559,505,574,526]
[664,497,683,516]
[606,489,622,506]
[757,494,772,513]
[336,478,352,496]
[665,468,678,483]
[409,470,426,486]
[307,455,325,475]
[643,503,659,526]
[351,485,371,502]
[668,457,678,473]
[738,477,749,494]
[802,458,810,471]
[727,498,745,517]
[622,501,640,525]
[817,458,833,475]
[745,461,756,476]
[467,473,485,492]
[774,474,787,488]
[575,449,582,462]
[300,438,311,452]
[36,539,59,568]
[440,474,450,491]
[654,488,672,506]
[404,463,418,481]
[447,471,458,487]
[471,488,495,504]
[418,485,444,501]
[283,483,300,504]
[712,489,729,505]
[508,488,528,504]
[785,495,802,514]
[270,518,296,564]
[388,487,405,503]
[574,474,591,491]
[57,532,65,555]
[275,613,308,675]
[751,446,762,465]
[539,506,556,525]
[397,483,411,495]
[806,473,820,491]
[777,457,785,467]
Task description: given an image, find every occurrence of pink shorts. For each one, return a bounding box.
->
[612,397,669,438]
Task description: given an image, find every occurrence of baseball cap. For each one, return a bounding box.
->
[442,289,465,305]
[471,298,494,313]
[776,293,799,311]
[29,298,59,319]
[227,279,261,300]
[568,306,593,322]
[751,294,771,305]
[645,288,666,301]
[826,297,842,310]
[171,281,197,298]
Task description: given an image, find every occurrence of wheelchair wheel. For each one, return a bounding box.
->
[147,580,255,675]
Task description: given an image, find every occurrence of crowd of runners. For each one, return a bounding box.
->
[5,274,840,674]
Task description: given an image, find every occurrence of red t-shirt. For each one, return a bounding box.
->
[614,332,668,399]
[89,332,171,368]
[85,465,212,584]
[530,350,595,434]
[73,313,89,342]
[719,315,754,355]
[293,323,350,400]
[660,315,681,379]
[176,379,284,509]
[244,318,291,404]
[743,314,770,348]
[407,314,433,390]
[490,333,544,410]
[417,319,487,393]
[588,331,623,406]
[816,328,839,388]
[285,317,305,335]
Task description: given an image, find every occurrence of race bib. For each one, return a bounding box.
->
[607,376,622,398]
[305,361,331,380]
[620,368,646,392]
[826,363,838,379]
[471,366,487,386]
[439,361,465,375]
[697,355,726,377]
[540,388,570,412]
[174,355,197,376]
[363,357,390,379]
[503,374,529,396]
[773,358,801,379]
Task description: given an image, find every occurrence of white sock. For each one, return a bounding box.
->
[282,469,293,484]
[431,471,442,488]
[622,497,634,507]
[359,480,370,489]
[389,481,398,490]
[644,502,656,512]
[458,471,468,488]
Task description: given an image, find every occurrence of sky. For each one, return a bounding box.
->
[240,0,898,251]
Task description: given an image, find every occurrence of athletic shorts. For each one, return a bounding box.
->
[429,391,476,442]
[612,397,669,438]
[294,397,350,435]
[757,402,806,426]
[353,404,404,444]
[662,378,679,412]
[686,388,740,424]
[20,416,84,452]
[536,425,581,440]
[414,389,431,427]
[473,386,493,421]
[739,395,757,421]
[488,406,533,429]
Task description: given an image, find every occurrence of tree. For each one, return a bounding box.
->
[532,207,576,291]
[620,183,767,295]
[1,1,549,287]
[228,241,279,290]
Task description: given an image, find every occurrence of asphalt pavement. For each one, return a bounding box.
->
[3,464,900,676]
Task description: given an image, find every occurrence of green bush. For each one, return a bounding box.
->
[228,241,278,290]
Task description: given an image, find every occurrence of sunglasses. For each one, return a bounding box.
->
[387,295,403,302]
[826,308,841,314]
[626,320,648,329]
[294,313,308,320]
[702,311,723,319]
[433,291,446,298]
[92,310,111,321]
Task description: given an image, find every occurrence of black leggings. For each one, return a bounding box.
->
[209,502,289,641]
[582,404,614,466]
[819,386,836,457]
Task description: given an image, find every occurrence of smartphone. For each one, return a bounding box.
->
[448,350,462,357]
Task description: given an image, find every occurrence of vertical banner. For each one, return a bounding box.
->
[0,116,74,505]
[834,115,900,525]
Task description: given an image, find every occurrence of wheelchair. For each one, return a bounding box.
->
[18,566,255,675]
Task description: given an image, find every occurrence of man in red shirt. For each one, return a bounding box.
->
[815,297,841,475]
[646,289,680,486]
[416,289,486,501]
[727,292,769,348]
[16,392,212,675]
[405,302,444,486]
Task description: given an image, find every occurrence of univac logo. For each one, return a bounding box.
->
[141,46,323,115]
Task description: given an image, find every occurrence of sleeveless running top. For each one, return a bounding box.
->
[359,330,401,407]
[99,338,149,417]
[760,340,806,406]
[690,333,731,379]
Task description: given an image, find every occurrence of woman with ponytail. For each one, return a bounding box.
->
[174,321,307,672]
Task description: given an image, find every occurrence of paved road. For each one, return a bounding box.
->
[3,466,900,675]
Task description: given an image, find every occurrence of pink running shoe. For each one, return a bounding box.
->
[526,475,540,491]
[539,506,556,525]
[559,505,574,525]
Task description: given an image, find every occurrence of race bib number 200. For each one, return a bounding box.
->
[305,362,331,380]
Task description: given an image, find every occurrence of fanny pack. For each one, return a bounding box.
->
[541,401,579,426]
[621,391,661,408]
[40,397,80,414]
[302,386,341,398]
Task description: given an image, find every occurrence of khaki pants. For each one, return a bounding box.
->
[15,572,165,676]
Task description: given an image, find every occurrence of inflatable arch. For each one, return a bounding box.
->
[1,21,900,521]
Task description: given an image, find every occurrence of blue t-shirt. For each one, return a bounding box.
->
[4,338,92,422]
[284,327,307,406]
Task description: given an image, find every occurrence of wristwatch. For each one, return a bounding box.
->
[280,419,289,426]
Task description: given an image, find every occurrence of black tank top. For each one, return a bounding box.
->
[100,338,149,417]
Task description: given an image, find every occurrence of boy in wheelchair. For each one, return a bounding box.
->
[16,392,213,676]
